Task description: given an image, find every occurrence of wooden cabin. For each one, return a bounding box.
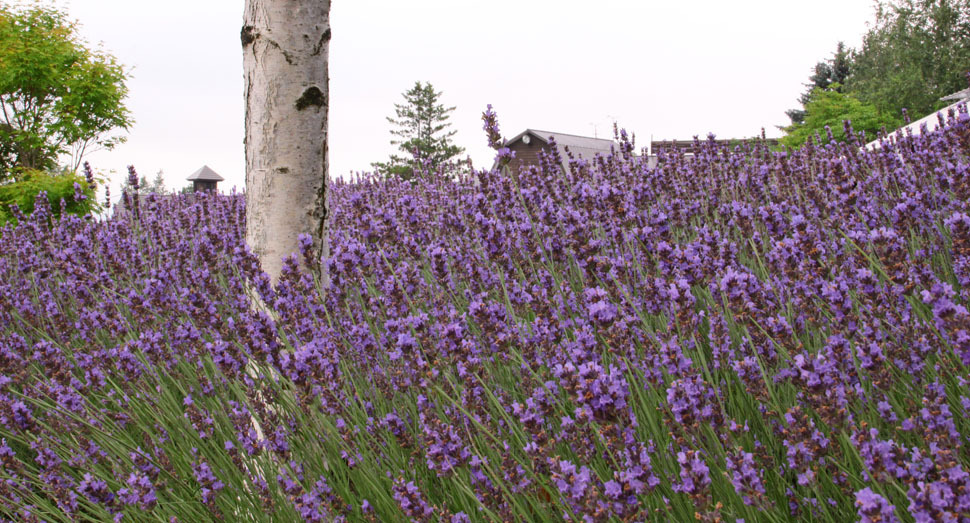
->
[496,129,660,172]
[186,165,224,192]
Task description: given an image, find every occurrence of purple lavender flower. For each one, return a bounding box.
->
[127,165,139,188]
[672,449,711,508]
[481,104,503,150]
[392,478,433,522]
[5,84,970,523]
[726,449,766,506]
[78,473,116,508]
[192,459,225,508]
[117,472,157,511]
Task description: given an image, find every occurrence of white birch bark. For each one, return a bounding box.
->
[243,0,330,282]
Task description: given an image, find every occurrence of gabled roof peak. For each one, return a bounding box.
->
[528,129,615,142]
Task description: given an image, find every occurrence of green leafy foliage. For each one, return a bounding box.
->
[0,3,132,180]
[373,81,465,180]
[847,0,970,119]
[780,84,901,147]
[0,168,99,226]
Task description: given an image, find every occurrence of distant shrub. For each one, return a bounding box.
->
[0,168,98,226]
[781,85,901,148]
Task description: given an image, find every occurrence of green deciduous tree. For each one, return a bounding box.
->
[0,3,132,181]
[781,84,901,148]
[847,0,970,119]
[373,81,465,180]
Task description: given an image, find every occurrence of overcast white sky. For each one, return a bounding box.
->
[50,0,877,193]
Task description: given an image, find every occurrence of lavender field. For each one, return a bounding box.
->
[3,107,970,522]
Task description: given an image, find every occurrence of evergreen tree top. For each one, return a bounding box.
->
[374,81,465,180]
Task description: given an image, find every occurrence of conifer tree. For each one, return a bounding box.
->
[374,82,464,179]
[785,42,852,126]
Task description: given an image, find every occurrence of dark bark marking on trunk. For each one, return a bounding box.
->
[241,25,257,47]
[312,28,332,56]
[295,87,326,111]
[259,38,295,65]
[313,137,329,261]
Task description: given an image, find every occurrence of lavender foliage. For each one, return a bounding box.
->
[2,104,970,521]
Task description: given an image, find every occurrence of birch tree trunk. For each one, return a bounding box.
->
[243,0,330,282]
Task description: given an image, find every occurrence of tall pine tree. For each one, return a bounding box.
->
[786,42,852,125]
[373,82,464,180]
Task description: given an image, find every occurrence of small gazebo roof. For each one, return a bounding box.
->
[186,165,224,182]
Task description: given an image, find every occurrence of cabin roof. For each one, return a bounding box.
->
[507,129,614,148]
[505,129,616,159]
